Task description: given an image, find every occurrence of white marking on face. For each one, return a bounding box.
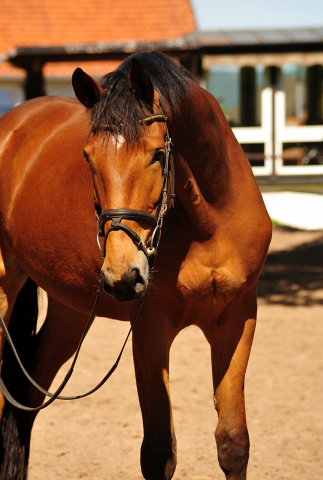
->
[112,134,125,150]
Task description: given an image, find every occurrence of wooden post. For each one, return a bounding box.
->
[265,66,281,177]
[306,65,323,125]
[240,66,256,126]
[180,53,202,82]
[24,59,46,100]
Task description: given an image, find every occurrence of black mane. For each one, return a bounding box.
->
[90,51,192,144]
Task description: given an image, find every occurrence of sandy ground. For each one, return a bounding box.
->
[28,226,323,480]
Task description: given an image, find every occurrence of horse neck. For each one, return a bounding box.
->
[168,82,231,206]
[168,82,261,239]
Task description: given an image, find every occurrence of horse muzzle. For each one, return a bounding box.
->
[96,209,158,302]
[101,262,149,302]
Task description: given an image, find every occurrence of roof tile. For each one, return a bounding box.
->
[0,0,196,53]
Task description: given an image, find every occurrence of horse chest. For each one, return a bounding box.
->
[175,243,247,324]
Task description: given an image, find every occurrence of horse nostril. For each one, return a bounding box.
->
[130,267,144,287]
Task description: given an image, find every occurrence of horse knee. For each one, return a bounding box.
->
[140,433,177,480]
[215,426,249,479]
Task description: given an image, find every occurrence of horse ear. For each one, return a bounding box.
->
[128,58,154,109]
[72,68,106,109]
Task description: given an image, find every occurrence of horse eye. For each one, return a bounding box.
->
[83,153,90,164]
[152,149,164,164]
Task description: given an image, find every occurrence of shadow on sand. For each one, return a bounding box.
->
[258,228,323,306]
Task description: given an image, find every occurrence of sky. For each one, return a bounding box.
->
[190,0,323,31]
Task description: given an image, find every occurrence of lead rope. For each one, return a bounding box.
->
[0,276,145,411]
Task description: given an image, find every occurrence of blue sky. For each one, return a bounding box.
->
[190,0,323,31]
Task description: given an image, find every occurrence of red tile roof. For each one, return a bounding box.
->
[0,62,25,78]
[44,60,122,77]
[0,0,196,79]
[0,0,196,52]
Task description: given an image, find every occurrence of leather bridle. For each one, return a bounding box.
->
[0,112,175,411]
[94,113,175,266]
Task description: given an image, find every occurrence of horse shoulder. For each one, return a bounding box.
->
[174,205,271,327]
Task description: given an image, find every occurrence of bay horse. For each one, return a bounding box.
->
[0,51,271,479]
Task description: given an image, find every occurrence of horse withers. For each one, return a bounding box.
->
[0,52,272,479]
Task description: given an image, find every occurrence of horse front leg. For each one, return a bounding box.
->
[202,286,257,480]
[132,306,177,480]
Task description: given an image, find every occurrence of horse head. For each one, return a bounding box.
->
[72,60,170,302]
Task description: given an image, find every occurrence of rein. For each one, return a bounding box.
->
[0,279,144,411]
[0,113,175,412]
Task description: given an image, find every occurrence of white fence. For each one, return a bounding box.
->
[232,88,323,177]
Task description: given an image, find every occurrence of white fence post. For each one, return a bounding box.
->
[274,89,323,175]
[232,87,274,176]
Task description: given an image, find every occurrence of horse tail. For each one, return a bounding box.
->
[0,277,38,480]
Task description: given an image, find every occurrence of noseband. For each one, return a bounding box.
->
[94,113,175,265]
